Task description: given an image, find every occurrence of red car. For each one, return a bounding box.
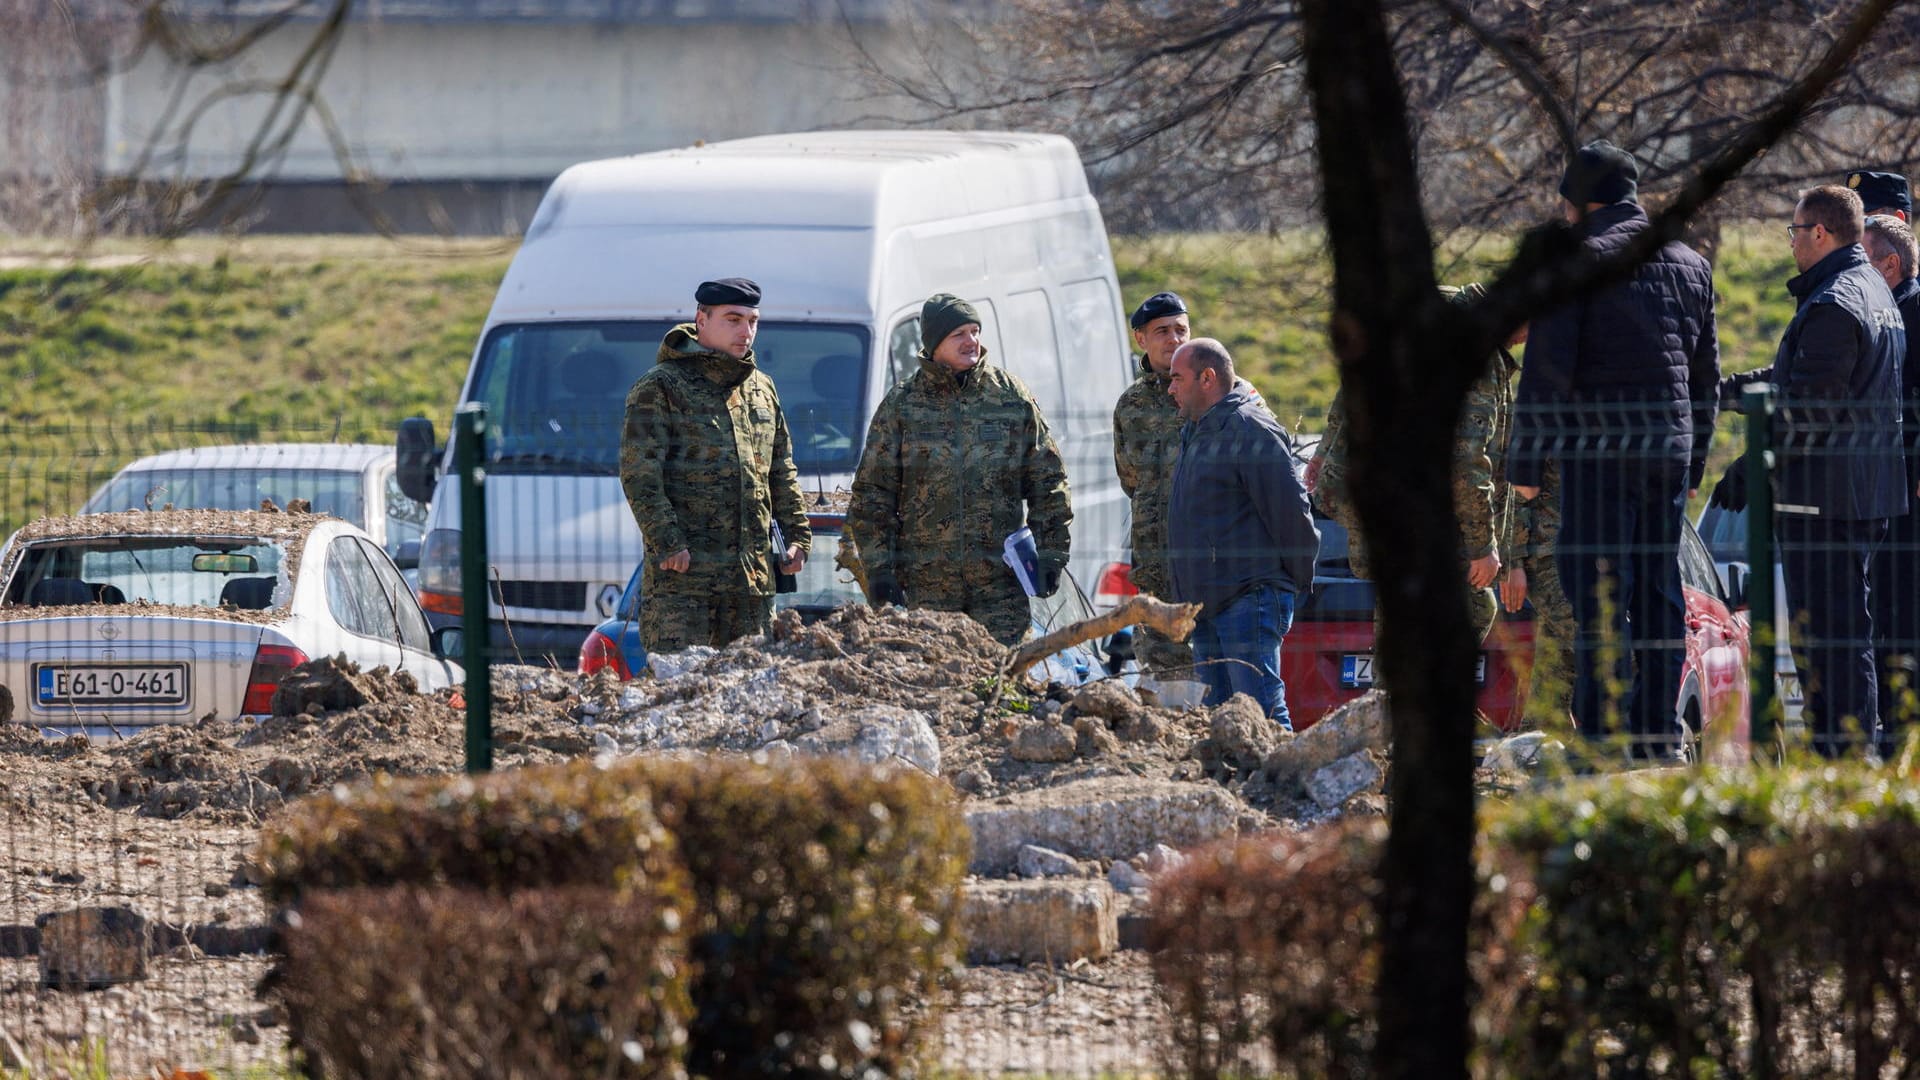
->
[1281,513,1749,758]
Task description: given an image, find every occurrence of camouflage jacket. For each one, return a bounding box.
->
[1112,356,1180,597]
[1511,456,1561,563]
[848,348,1073,589]
[619,324,811,597]
[1311,328,1518,570]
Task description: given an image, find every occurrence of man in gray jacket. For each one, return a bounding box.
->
[1166,338,1320,727]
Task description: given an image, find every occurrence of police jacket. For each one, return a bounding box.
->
[1166,386,1319,616]
[1510,201,1721,488]
[1729,245,1908,521]
[1895,275,1920,486]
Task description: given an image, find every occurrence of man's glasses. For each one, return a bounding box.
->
[1786,223,1819,239]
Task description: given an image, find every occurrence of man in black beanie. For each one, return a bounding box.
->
[848,292,1073,645]
[1511,139,1722,760]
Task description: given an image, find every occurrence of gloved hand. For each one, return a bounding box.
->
[1036,552,1069,598]
[868,571,906,608]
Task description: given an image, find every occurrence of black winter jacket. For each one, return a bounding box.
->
[1723,245,1908,522]
[1895,275,1920,484]
[1167,387,1320,616]
[1510,201,1721,488]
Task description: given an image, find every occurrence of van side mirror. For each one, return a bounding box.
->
[1723,563,1750,611]
[393,539,421,572]
[396,417,440,504]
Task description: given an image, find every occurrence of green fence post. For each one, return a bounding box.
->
[454,403,493,773]
[1744,385,1777,762]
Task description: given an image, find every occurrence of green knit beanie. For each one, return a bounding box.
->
[920,293,981,353]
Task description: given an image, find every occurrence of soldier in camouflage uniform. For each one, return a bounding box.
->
[1112,291,1194,675]
[620,277,811,654]
[1307,283,1515,641]
[849,293,1073,646]
[1502,457,1575,723]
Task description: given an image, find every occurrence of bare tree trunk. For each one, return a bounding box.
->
[1300,0,1487,1075]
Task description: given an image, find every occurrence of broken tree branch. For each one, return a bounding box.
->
[1005,594,1201,680]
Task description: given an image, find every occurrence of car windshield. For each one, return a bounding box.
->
[470,320,871,475]
[5,536,288,608]
[88,468,367,526]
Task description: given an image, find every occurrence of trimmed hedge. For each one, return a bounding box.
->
[278,884,690,1079]
[258,754,970,1078]
[1481,767,1920,1077]
[1146,819,1386,1078]
[1149,765,1920,1078]
[255,758,688,902]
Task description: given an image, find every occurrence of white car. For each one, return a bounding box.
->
[80,444,429,574]
[0,510,461,739]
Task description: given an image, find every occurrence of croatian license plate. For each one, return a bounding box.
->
[35,663,189,707]
[1341,653,1487,688]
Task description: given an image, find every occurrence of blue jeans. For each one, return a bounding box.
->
[1191,584,1295,729]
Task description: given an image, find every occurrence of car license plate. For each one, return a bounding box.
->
[35,663,189,707]
[1340,653,1487,689]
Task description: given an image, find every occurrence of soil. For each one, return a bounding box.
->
[0,604,1381,1075]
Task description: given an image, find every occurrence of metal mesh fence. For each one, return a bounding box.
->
[0,383,1911,1073]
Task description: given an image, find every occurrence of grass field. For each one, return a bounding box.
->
[0,229,1800,528]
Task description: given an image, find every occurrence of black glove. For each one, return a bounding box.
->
[1036,552,1069,599]
[1708,465,1748,513]
[868,571,906,608]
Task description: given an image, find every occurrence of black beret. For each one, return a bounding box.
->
[921,292,981,353]
[1129,291,1188,330]
[1559,139,1640,206]
[694,277,761,307]
[1847,170,1911,215]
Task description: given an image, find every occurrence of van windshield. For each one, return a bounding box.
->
[470,320,870,474]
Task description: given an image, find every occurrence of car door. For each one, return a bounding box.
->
[1679,521,1751,757]
[354,536,459,690]
[319,535,407,675]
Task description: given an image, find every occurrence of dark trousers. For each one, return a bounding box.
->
[1557,460,1688,757]
[1872,504,1920,749]
[1782,514,1886,757]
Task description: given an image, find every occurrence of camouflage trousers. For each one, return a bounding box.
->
[641,590,774,655]
[1521,553,1575,725]
[916,591,1030,648]
[900,559,1032,647]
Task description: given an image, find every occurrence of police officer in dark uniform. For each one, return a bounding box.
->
[1725,184,1908,757]
[1863,208,1920,747]
[1849,169,1911,221]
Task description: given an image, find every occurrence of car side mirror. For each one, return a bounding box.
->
[393,539,421,571]
[1723,563,1750,611]
[396,417,441,504]
[432,625,465,659]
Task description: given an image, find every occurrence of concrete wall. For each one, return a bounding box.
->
[101,18,917,183]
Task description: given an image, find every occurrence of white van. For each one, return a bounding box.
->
[398,131,1134,658]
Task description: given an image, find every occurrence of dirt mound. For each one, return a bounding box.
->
[268,654,419,716]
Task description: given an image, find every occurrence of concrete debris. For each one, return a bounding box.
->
[1073,714,1122,758]
[1142,843,1186,876]
[962,879,1117,964]
[1483,731,1560,775]
[1108,860,1152,895]
[37,907,150,989]
[792,705,941,775]
[1304,751,1385,809]
[1015,844,1083,879]
[1008,721,1077,763]
[1263,690,1389,779]
[965,777,1242,875]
